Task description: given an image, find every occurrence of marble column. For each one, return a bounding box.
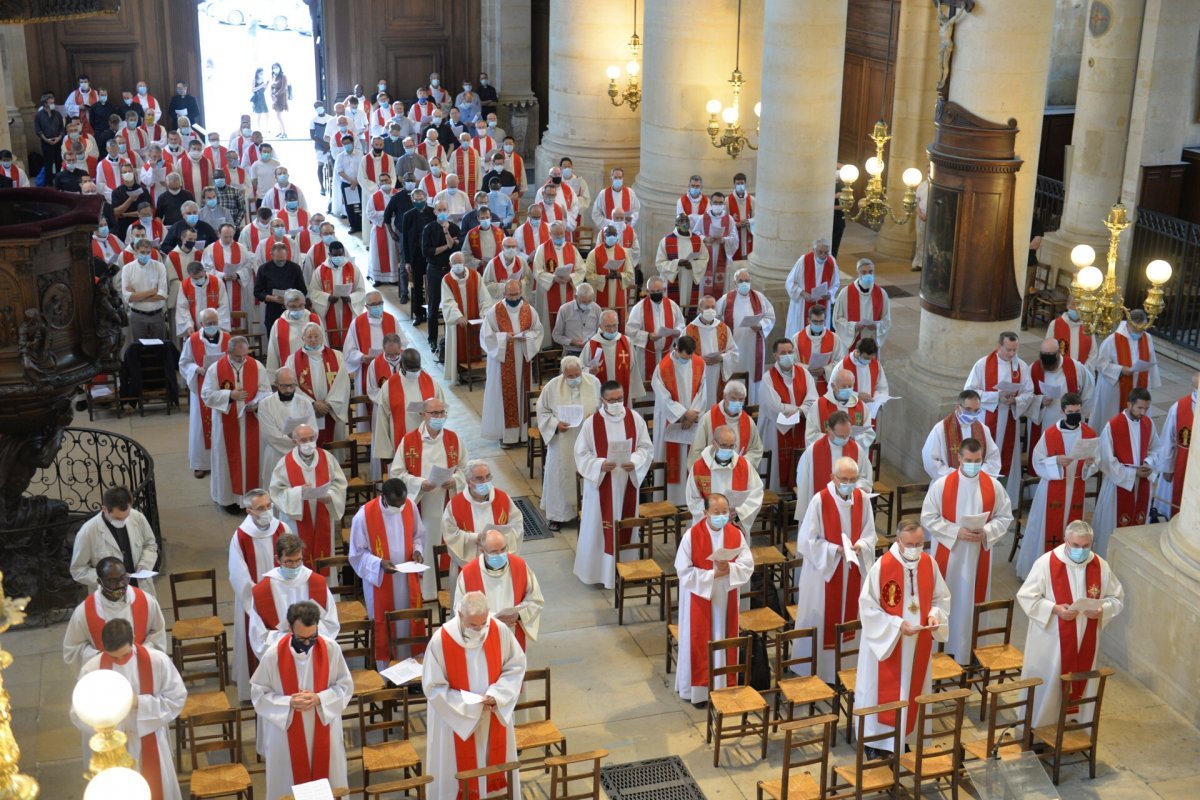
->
[747,0,845,311]
[481,0,539,160]
[874,0,939,260]
[1,26,33,161]
[535,0,643,217]
[633,0,761,262]
[883,0,1055,481]
[1040,0,1146,279]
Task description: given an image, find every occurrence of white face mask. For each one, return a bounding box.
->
[700,308,716,323]
[605,400,624,416]
[298,441,317,457]
[901,544,923,562]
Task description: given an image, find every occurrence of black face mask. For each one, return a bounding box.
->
[648,292,663,303]
[290,636,315,654]
[1039,353,1059,369]
[505,297,521,308]
[278,390,294,402]
[551,176,562,185]
[1063,411,1082,428]
[372,147,383,156]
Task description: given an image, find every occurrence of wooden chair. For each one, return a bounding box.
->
[84,376,123,420]
[456,318,488,391]
[967,599,1024,719]
[962,676,1042,762]
[337,616,386,705]
[746,543,788,613]
[347,392,373,463]
[384,606,434,663]
[772,627,837,729]
[637,461,683,551]
[1024,262,1069,330]
[454,761,523,800]
[168,569,229,689]
[327,437,374,508]
[545,749,608,800]
[185,707,253,800]
[665,575,680,674]
[632,395,656,437]
[431,543,454,624]
[829,699,906,800]
[833,619,861,744]
[898,689,971,799]
[356,686,423,798]
[230,310,264,361]
[756,714,836,800]
[1034,667,1115,783]
[514,667,567,771]
[705,635,770,767]
[173,686,232,772]
[314,554,367,624]
[526,388,544,477]
[893,483,929,529]
[869,445,895,534]
[534,345,564,388]
[613,517,665,625]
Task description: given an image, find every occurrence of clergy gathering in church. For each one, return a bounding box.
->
[1,0,1199,799]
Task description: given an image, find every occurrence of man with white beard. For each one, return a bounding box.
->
[684,425,764,530]
[921,438,1013,665]
[201,335,272,514]
[674,493,754,704]
[536,356,601,529]
[856,520,950,756]
[691,380,764,467]
[422,591,526,800]
[269,424,348,572]
[965,331,1035,507]
[442,461,525,585]
[178,308,228,478]
[714,269,774,404]
[792,457,877,682]
[372,346,446,468]
[650,336,709,504]
[480,280,544,445]
[574,380,654,588]
[254,367,318,488]
[626,275,685,380]
[251,600,353,800]
[794,411,873,520]
[583,310,644,404]
[684,295,739,401]
[454,529,546,649]
[349,479,426,668]
[227,489,286,701]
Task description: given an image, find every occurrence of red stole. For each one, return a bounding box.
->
[467,226,504,260]
[276,636,333,786]
[1029,358,1080,455]
[462,558,530,650]
[318,263,357,346]
[663,232,704,308]
[453,148,478,196]
[710,404,753,456]
[363,152,395,183]
[698,215,733,295]
[209,243,245,313]
[593,245,628,312]
[810,436,859,497]
[1051,316,1093,363]
[387,371,437,448]
[517,221,550,256]
[441,621,509,799]
[587,337,633,404]
[876,552,934,735]
[1114,332,1151,402]
[188,331,229,449]
[450,491,511,532]
[371,191,394,276]
[492,302,535,429]
[722,289,764,380]
[941,415,985,471]
[85,589,150,650]
[1042,425,1097,551]
[845,283,885,350]
[658,353,706,483]
[215,356,261,495]
[679,194,709,217]
[932,471,996,605]
[401,429,461,494]
[794,329,838,394]
[274,314,320,367]
[639,297,677,375]
[180,278,221,328]
[728,192,753,258]
[487,254,522,284]
[236,524,281,674]
[296,346,341,446]
[179,156,211,196]
[690,455,751,502]
[1109,412,1152,526]
[445,271,482,360]
[603,186,632,219]
[840,355,881,397]
[801,252,836,318]
[1172,397,1194,511]
[1048,554,1103,708]
[251,572,327,631]
[819,489,864,649]
[364,498,424,662]
[768,367,811,486]
[284,450,334,569]
[687,521,742,688]
[816,396,865,432]
[592,411,638,555]
[352,312,397,366]
[100,645,164,800]
[537,244,577,318]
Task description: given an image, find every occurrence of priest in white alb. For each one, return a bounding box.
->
[806,368,875,449]
[178,309,229,478]
[247,534,340,659]
[481,280,544,444]
[1089,310,1161,430]
[684,425,764,531]
[759,338,817,491]
[1093,387,1159,557]
[583,310,645,404]
[714,269,774,403]
[684,295,739,400]
[574,380,653,588]
[784,238,838,337]
[343,291,402,399]
[440,252,493,383]
[202,223,255,327]
[1028,337,1095,451]
[286,322,351,445]
[454,528,546,650]
[228,489,286,702]
[832,257,891,352]
[442,461,524,584]
[265,290,323,377]
[626,276,685,380]
[792,304,845,398]
[651,336,709,504]
[531,222,584,332]
[251,599,353,800]
[794,411,873,520]
[255,367,318,488]
[372,347,446,468]
[691,380,764,468]
[269,425,348,571]
[583,223,636,327]
[793,458,878,682]
[965,331,1035,506]
[174,260,230,339]
[536,356,601,529]
[201,336,272,514]
[422,591,526,800]
[921,438,1013,664]
[673,493,754,704]
[1152,372,1197,519]
[1048,299,1097,368]
[856,520,950,752]
[307,243,366,348]
[63,558,168,671]
[921,390,1002,480]
[656,213,708,312]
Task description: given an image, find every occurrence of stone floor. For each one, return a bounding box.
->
[7,150,1200,799]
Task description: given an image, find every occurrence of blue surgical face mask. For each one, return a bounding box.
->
[836,482,854,498]
[96,226,109,238]
[479,218,492,230]
[485,552,508,570]
[331,255,348,267]
[708,514,729,530]
[288,309,305,320]
[725,400,744,415]
[831,434,849,447]
[184,213,199,225]
[737,282,751,296]
[859,274,875,288]
[601,330,619,341]
[604,234,618,247]
[552,236,565,248]
[715,447,736,463]
[473,480,493,496]
[280,565,302,581]
[203,324,219,337]
[835,387,852,402]
[688,187,701,198]
[611,178,623,190]
[437,212,449,223]
[777,353,795,370]
[566,376,582,388]
[961,461,982,478]
[427,416,446,432]
[1067,309,1080,322]
[959,409,980,424]
[214,178,226,188]
[367,305,384,319]
[205,198,217,208]
[322,234,335,245]
[1067,546,1091,564]
[810,324,826,335]
[286,200,299,211]
[136,253,150,265]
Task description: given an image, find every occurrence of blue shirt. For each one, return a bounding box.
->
[486,190,514,227]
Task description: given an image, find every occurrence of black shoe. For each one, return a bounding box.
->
[863,746,890,761]
[400,294,410,305]
[222,503,243,516]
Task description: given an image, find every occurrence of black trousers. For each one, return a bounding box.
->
[425,264,447,346]
[340,181,362,232]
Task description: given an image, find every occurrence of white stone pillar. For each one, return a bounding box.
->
[634,0,761,262]
[748,0,845,306]
[1040,0,1146,277]
[1,26,33,162]
[535,0,643,218]
[481,0,539,160]
[1164,431,1200,581]
[874,0,939,260]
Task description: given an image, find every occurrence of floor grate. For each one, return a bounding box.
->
[600,755,706,800]
[879,283,916,299]
[510,495,554,541]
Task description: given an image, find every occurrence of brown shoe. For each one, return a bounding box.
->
[193,470,207,479]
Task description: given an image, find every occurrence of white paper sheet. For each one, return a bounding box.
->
[301,482,332,502]
[1039,382,1063,400]
[1068,437,1100,461]
[426,464,455,487]
[776,410,801,427]
[138,338,164,346]
[711,546,742,562]
[557,404,585,428]
[665,423,696,444]
[688,250,705,262]
[379,658,423,685]
[343,186,361,204]
[1069,597,1104,613]
[739,314,763,329]
[129,570,158,580]
[393,561,431,574]
[607,440,632,465]
[283,416,306,436]
[90,385,114,398]
[995,381,1023,394]
[291,778,335,800]
[406,400,426,414]
[1131,359,1154,373]
[808,351,831,370]
[959,512,990,531]
[866,394,900,417]
[841,535,858,567]
[654,326,677,339]
[460,689,486,705]
[605,259,625,272]
[811,283,830,300]
[332,283,352,298]
[553,264,574,279]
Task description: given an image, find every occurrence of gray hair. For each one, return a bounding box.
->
[561,355,583,372]
[575,283,596,299]
[181,200,199,213]
[813,237,830,249]
[284,289,305,305]
[241,488,270,508]
[1064,520,1095,542]
[856,258,875,272]
[229,335,250,350]
[301,321,323,338]
[456,590,490,617]
[465,459,490,478]
[723,380,747,399]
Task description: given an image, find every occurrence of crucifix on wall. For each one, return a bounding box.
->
[934,0,975,98]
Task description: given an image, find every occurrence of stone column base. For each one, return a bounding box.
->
[1106,521,1200,726]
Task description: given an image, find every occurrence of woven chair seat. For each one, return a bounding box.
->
[515,719,565,750]
[932,653,964,682]
[180,690,230,719]
[836,668,857,693]
[337,600,367,623]
[779,675,835,705]
[172,616,224,640]
[751,545,786,566]
[190,764,252,797]
[974,643,1024,672]
[616,559,662,581]
[834,765,894,792]
[739,607,786,634]
[363,739,420,772]
[757,773,822,800]
[710,685,767,715]
[352,669,386,695]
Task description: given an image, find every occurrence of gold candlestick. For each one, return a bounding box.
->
[0,572,39,800]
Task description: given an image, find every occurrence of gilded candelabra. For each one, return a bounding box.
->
[0,572,38,800]
[1069,203,1173,338]
[607,0,642,112]
[838,121,923,231]
[704,0,758,159]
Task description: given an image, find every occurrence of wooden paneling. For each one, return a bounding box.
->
[1038,109,1074,180]
[531,0,550,134]
[839,0,899,180]
[24,0,202,116]
[1138,162,1187,217]
[323,0,481,101]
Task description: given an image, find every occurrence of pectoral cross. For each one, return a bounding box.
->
[1087,584,1101,599]
[617,349,630,369]
[907,568,920,614]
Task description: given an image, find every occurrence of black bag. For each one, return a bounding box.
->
[749,635,771,691]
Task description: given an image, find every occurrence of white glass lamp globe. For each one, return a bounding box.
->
[625,60,640,76]
[72,669,134,730]
[705,99,722,115]
[606,66,620,81]
[83,767,151,800]
[1076,265,1104,292]
[1070,244,1096,269]
[902,167,923,188]
[721,105,739,125]
[753,101,761,118]
[1146,259,1173,285]
[838,164,860,184]
[864,156,884,177]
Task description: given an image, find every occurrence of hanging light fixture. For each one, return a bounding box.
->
[607,0,642,112]
[704,0,759,158]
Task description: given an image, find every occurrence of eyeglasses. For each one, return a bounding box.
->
[279,556,304,568]
[291,633,318,645]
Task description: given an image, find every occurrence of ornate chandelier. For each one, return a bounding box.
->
[606,0,642,112]
[837,121,923,230]
[704,0,759,159]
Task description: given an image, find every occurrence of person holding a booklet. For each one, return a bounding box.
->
[714,268,775,404]
[805,368,875,449]
[536,356,602,529]
[673,493,754,705]
[584,223,636,325]
[1017,520,1124,730]
[247,535,341,663]
[441,461,524,588]
[201,335,273,514]
[684,424,764,531]
[794,411,874,519]
[758,337,817,492]
[784,237,839,338]
[656,212,708,313]
[965,331,1035,508]
[1093,387,1160,557]
[1027,336,1095,455]
[453,528,545,649]
[480,279,545,445]
[178,308,229,479]
[348,479,427,668]
[1089,309,1162,430]
[684,295,739,401]
[626,275,686,379]
[62,557,169,672]
[832,257,892,352]
[650,335,710,504]
[69,486,160,599]
[920,437,1014,664]
[791,304,845,398]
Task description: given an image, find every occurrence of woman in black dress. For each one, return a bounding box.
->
[251,67,268,130]
[270,62,289,138]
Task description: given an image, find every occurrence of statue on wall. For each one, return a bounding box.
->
[93,266,127,369]
[934,0,975,97]
[17,308,55,382]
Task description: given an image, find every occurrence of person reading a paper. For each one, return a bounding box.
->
[650,335,710,504]
[673,493,754,704]
[442,461,524,589]
[269,424,348,572]
[920,438,1013,665]
[713,268,775,404]
[1017,520,1124,730]
[255,367,319,489]
[1027,336,1095,454]
[792,304,845,397]
[794,411,873,521]
[62,557,169,672]
[1092,387,1160,557]
[228,489,288,703]
[348,479,426,668]
[422,590,527,800]
[178,307,229,478]
[480,279,544,445]
[251,599,353,800]
[965,330,1035,509]
[855,520,950,757]
[758,338,817,491]
[454,529,545,650]
[684,424,764,531]
[1089,309,1161,430]
[792,457,878,683]
[536,356,601,530]
[784,237,838,338]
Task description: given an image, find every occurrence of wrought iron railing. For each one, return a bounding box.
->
[1128,208,1200,353]
[1034,175,1064,234]
[4,427,159,618]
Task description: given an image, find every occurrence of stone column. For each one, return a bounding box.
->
[748,0,845,313]
[481,0,540,160]
[0,26,33,162]
[874,0,939,260]
[1039,0,1147,277]
[882,0,1056,481]
[535,0,643,217]
[633,0,761,261]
